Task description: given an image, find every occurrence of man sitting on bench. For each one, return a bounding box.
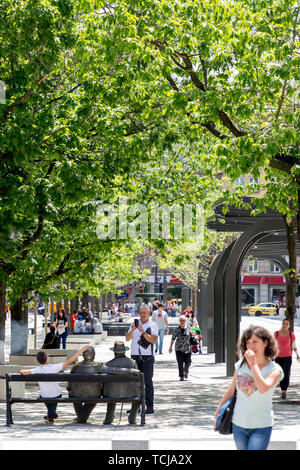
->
[20,346,89,424]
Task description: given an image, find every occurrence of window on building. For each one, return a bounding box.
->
[270,262,281,273]
[235,177,245,186]
[248,177,260,184]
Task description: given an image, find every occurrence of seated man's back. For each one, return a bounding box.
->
[102,354,140,398]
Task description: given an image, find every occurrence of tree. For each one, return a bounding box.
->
[0,1,219,357]
[92,0,299,327]
[157,231,238,304]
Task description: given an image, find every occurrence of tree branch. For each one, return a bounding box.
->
[268,153,299,173]
[1,73,49,122]
[218,110,246,137]
[202,121,230,140]
[173,52,206,92]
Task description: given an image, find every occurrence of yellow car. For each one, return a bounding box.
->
[248,303,279,316]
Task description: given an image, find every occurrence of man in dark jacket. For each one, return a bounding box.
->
[102,341,141,425]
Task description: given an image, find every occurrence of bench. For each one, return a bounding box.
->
[5,372,146,427]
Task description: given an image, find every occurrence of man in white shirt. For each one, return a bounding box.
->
[152,304,169,354]
[20,345,89,423]
[125,306,158,414]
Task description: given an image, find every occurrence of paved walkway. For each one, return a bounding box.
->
[0,316,300,450]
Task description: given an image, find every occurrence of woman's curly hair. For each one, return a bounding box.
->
[238,325,278,361]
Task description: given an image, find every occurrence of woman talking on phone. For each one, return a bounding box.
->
[214,325,283,450]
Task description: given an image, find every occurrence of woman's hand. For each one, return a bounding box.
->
[244,349,257,368]
[213,415,217,430]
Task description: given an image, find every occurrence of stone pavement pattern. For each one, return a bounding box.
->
[0,316,300,450]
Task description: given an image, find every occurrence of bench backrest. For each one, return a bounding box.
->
[6,373,142,383]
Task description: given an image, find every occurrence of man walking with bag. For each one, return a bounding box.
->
[152,303,169,354]
[125,306,158,414]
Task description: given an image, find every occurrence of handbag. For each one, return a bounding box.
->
[190,334,198,346]
[216,389,237,435]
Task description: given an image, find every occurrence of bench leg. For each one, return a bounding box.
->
[140,375,146,426]
[6,403,13,426]
[6,378,13,426]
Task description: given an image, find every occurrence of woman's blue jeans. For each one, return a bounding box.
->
[232,424,272,450]
[58,331,68,349]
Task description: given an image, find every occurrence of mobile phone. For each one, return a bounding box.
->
[134,319,139,328]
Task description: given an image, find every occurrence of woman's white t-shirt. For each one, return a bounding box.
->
[232,359,283,429]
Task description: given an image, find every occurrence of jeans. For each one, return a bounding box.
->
[155,328,165,354]
[58,331,68,349]
[275,356,292,391]
[43,394,62,418]
[132,355,154,411]
[232,424,272,450]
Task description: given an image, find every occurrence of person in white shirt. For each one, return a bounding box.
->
[125,306,158,414]
[152,304,169,354]
[92,314,103,333]
[74,315,84,333]
[20,345,89,423]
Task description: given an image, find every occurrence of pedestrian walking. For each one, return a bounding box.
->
[182,305,192,317]
[55,308,68,349]
[125,305,158,414]
[20,346,89,423]
[274,318,300,399]
[152,303,169,354]
[186,311,199,329]
[169,315,195,381]
[214,325,283,450]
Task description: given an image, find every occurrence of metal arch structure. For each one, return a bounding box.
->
[207,248,289,364]
[224,217,286,376]
[207,241,235,360]
[205,197,300,376]
[206,252,222,355]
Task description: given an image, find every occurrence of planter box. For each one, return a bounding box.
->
[28,349,78,360]
[9,354,67,366]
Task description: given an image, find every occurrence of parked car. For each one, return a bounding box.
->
[248,302,279,316]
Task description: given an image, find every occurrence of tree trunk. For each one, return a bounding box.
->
[163,270,168,303]
[0,279,6,363]
[10,297,29,355]
[91,296,99,313]
[70,281,80,315]
[82,291,89,309]
[284,215,297,331]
